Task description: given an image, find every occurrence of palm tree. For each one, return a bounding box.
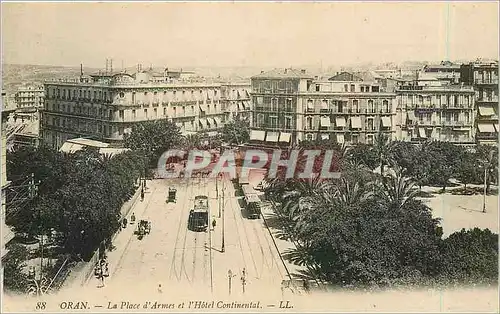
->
[378,162,420,210]
[373,131,393,176]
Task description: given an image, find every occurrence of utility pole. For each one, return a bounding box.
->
[228,269,235,295]
[483,165,487,213]
[221,175,225,253]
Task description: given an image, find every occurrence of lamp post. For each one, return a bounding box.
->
[221,177,225,253]
[482,150,494,214]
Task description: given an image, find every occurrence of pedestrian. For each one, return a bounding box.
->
[212,218,216,231]
[157,283,163,293]
[141,188,145,202]
[131,213,136,224]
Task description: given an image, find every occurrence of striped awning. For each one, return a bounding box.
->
[478,105,495,116]
[266,132,279,142]
[477,123,496,133]
[320,116,331,127]
[214,117,222,126]
[198,119,207,129]
[336,117,346,127]
[351,116,362,129]
[250,130,266,141]
[279,132,291,143]
[381,117,392,127]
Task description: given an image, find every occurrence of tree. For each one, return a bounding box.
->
[346,144,379,171]
[440,228,498,284]
[221,118,249,145]
[456,149,482,190]
[389,141,418,176]
[373,131,393,176]
[476,144,498,194]
[2,244,30,292]
[424,141,463,192]
[123,120,183,166]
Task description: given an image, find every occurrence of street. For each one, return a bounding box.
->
[87,175,289,298]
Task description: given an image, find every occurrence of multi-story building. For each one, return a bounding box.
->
[14,83,45,111]
[460,59,499,145]
[250,69,396,146]
[419,61,461,84]
[395,80,475,144]
[42,69,248,149]
[220,82,251,121]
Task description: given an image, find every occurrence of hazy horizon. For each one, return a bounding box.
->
[2,2,499,69]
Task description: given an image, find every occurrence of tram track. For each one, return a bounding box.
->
[168,177,193,282]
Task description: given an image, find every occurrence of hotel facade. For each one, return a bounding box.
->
[42,69,250,149]
[249,68,479,146]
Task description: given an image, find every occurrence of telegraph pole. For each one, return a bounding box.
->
[241,268,246,294]
[227,269,235,295]
[221,176,225,253]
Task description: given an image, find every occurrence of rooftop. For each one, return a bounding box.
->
[251,68,313,79]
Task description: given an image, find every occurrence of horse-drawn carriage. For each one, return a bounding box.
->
[136,220,151,236]
[167,187,177,203]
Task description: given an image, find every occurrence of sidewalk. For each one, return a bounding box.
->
[61,182,149,291]
[86,182,153,289]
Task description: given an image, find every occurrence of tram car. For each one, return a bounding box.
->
[188,195,209,231]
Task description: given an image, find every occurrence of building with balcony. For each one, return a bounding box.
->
[460,59,499,145]
[419,61,462,84]
[395,80,475,144]
[14,83,45,112]
[250,69,396,146]
[220,83,251,121]
[42,69,247,150]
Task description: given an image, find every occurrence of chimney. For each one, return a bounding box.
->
[110,59,113,73]
[80,64,83,76]
[301,69,306,74]
[260,70,264,74]
[105,59,109,74]
[284,68,288,74]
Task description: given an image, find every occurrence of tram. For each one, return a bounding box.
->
[241,185,261,219]
[188,195,209,231]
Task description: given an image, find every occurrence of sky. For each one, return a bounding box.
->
[1,1,499,69]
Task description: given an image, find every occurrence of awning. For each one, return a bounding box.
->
[321,134,329,140]
[176,122,183,128]
[419,128,427,138]
[250,130,266,141]
[243,101,251,110]
[321,100,328,110]
[336,117,346,127]
[336,133,345,143]
[478,105,495,116]
[266,131,279,142]
[199,104,207,112]
[279,132,291,143]
[320,116,331,127]
[407,111,416,121]
[477,123,496,133]
[351,116,362,129]
[59,142,84,153]
[207,131,218,137]
[237,102,244,110]
[307,100,314,110]
[400,112,408,124]
[199,119,207,129]
[214,117,222,126]
[495,124,499,132]
[381,117,392,127]
[207,118,215,127]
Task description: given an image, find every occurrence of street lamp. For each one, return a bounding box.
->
[221,181,225,253]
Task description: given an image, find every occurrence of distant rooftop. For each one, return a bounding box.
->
[251,68,313,79]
